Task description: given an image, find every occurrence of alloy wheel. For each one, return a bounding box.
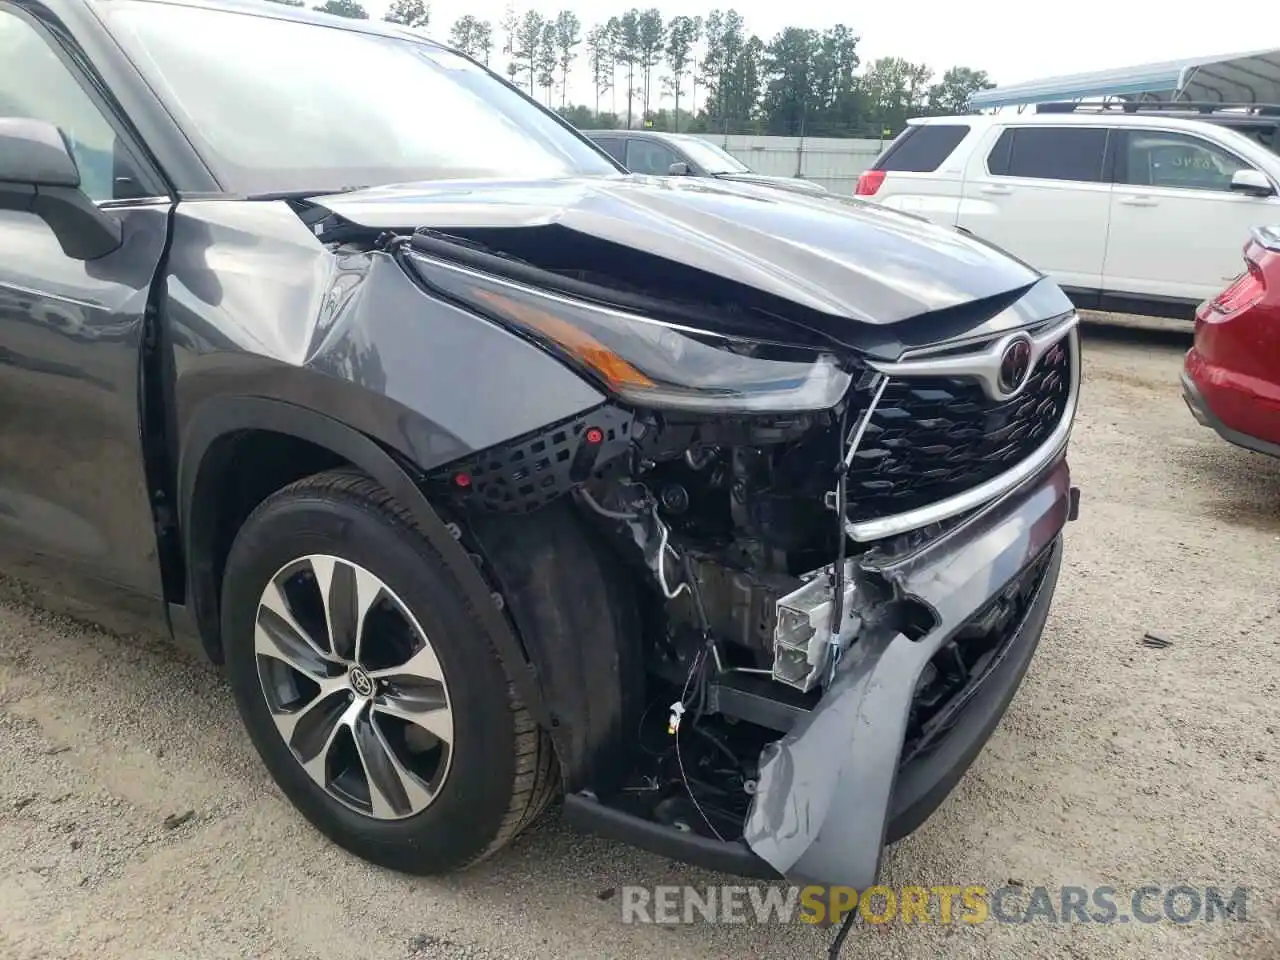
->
[253,554,453,819]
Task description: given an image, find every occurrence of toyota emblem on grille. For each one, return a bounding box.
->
[997,335,1034,396]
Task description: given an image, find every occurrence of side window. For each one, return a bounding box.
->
[1118,131,1252,193]
[592,137,625,164]
[875,124,970,173]
[0,11,147,201]
[986,127,1107,183]
[987,129,1014,175]
[626,140,682,176]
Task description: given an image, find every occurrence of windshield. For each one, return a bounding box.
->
[674,137,750,175]
[103,2,617,195]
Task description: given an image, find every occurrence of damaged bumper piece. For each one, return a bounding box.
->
[566,455,1078,888]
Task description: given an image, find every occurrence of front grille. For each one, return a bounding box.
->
[846,333,1072,523]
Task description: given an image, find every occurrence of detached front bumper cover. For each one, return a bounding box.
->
[565,455,1077,888]
[745,456,1075,887]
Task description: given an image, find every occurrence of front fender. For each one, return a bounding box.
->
[164,198,605,474]
[164,200,606,728]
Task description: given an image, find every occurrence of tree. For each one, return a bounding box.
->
[313,0,367,18]
[861,56,933,135]
[664,16,698,131]
[686,17,704,116]
[635,9,665,119]
[500,3,520,83]
[721,33,763,129]
[810,25,861,135]
[553,11,582,109]
[474,20,493,65]
[449,14,482,56]
[532,7,990,137]
[536,22,558,105]
[616,9,641,128]
[514,10,544,95]
[762,28,816,136]
[928,66,994,115]
[383,0,427,28]
[586,24,614,117]
[602,17,622,116]
[700,9,747,131]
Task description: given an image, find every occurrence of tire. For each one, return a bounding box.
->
[220,469,557,874]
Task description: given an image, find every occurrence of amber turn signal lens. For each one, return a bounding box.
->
[471,288,657,392]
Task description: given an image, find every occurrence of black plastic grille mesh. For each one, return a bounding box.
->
[431,406,634,513]
[846,334,1072,523]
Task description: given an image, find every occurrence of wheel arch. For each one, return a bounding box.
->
[178,396,549,728]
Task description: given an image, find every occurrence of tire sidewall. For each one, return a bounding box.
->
[221,486,519,871]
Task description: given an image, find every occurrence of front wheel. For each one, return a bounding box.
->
[220,470,556,874]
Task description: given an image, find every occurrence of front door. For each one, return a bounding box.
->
[0,4,171,622]
[1103,128,1280,303]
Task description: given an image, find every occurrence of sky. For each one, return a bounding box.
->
[362,0,1278,108]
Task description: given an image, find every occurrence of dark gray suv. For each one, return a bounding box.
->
[0,0,1080,904]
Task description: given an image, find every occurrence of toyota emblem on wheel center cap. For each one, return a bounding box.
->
[997,335,1034,396]
[348,666,375,698]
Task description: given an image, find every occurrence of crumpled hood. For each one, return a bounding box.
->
[314,175,1040,326]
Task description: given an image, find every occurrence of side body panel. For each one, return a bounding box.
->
[956,124,1112,291]
[0,201,170,628]
[874,180,964,225]
[1103,127,1280,302]
[870,121,982,226]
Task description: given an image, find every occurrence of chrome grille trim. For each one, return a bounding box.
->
[845,314,1080,542]
[869,312,1078,402]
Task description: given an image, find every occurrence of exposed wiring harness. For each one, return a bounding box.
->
[669,642,726,841]
[577,486,638,521]
[826,400,852,687]
[826,375,887,686]
[655,515,690,600]
[578,487,689,599]
[578,413,874,958]
[580,481,753,841]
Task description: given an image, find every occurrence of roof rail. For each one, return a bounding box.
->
[1035,100,1280,116]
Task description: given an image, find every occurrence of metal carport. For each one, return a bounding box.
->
[971,49,1280,108]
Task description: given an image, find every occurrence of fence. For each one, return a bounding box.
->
[688,135,888,194]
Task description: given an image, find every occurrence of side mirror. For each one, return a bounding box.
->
[1230,168,1275,198]
[0,117,122,260]
[668,161,691,176]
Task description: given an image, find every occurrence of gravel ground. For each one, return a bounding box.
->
[0,315,1277,960]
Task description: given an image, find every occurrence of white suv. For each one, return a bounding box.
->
[856,108,1280,316]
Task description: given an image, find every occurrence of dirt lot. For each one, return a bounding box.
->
[0,317,1277,960]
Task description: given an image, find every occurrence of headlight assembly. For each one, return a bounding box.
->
[408,252,852,413]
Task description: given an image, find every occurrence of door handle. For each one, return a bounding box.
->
[978,184,1011,195]
[1119,195,1158,207]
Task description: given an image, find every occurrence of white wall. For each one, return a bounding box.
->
[689,134,887,195]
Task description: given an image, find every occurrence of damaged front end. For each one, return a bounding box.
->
[395,221,1082,890]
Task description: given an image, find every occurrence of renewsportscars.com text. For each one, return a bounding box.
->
[620,884,1250,926]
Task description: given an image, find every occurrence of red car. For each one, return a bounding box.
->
[1183,226,1280,457]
